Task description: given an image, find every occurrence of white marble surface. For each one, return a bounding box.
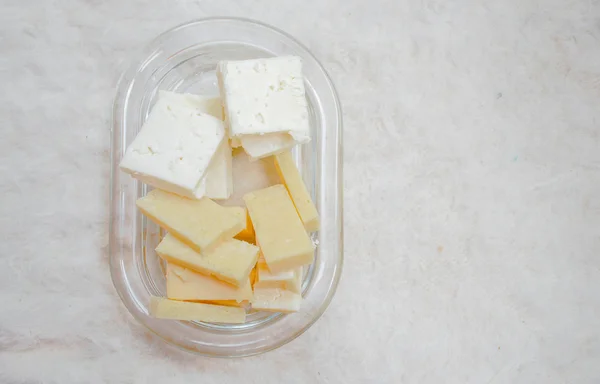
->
[1,0,599,383]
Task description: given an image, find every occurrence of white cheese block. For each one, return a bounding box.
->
[159,91,232,199]
[217,56,310,143]
[119,96,226,199]
[240,132,296,160]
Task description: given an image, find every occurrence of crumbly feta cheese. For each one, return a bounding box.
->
[158,91,232,199]
[119,96,226,199]
[217,56,310,143]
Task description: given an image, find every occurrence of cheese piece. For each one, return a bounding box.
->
[251,288,302,313]
[230,206,255,243]
[254,264,302,294]
[240,133,296,160]
[166,263,253,302]
[274,151,320,232]
[158,91,232,200]
[119,96,226,199]
[156,234,259,287]
[217,56,310,142]
[243,185,314,273]
[149,296,245,323]
[137,189,244,253]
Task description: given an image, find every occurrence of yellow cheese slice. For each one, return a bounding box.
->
[136,189,244,253]
[149,296,245,323]
[229,206,255,243]
[244,185,314,273]
[251,288,302,313]
[156,234,259,287]
[254,264,302,294]
[166,263,253,302]
[274,151,320,232]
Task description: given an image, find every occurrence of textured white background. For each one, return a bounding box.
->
[1,0,600,383]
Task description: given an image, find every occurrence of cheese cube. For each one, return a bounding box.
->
[251,288,302,313]
[229,206,255,243]
[240,133,296,160]
[254,264,302,294]
[136,189,244,253]
[274,151,320,232]
[243,185,314,273]
[149,296,245,323]
[156,234,259,287]
[217,56,310,142]
[119,96,226,199]
[158,92,233,200]
[166,263,253,302]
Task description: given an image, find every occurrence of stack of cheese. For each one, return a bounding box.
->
[120,91,232,200]
[217,56,310,158]
[119,56,319,324]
